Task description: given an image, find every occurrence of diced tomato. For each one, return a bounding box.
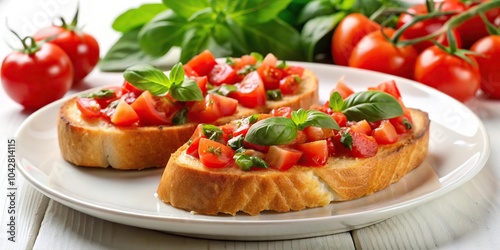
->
[279,75,300,95]
[233,54,258,71]
[334,130,378,158]
[330,111,347,127]
[93,86,122,108]
[349,120,372,135]
[296,140,329,166]
[303,126,334,142]
[243,141,269,153]
[262,53,278,66]
[265,146,302,171]
[185,50,217,76]
[331,80,354,99]
[76,97,101,118]
[368,80,402,100]
[110,100,139,126]
[285,65,305,77]
[257,64,285,90]
[198,138,235,168]
[193,76,208,96]
[390,107,413,134]
[183,64,199,77]
[122,80,143,96]
[229,71,266,108]
[372,120,399,144]
[210,94,238,116]
[188,94,222,123]
[186,136,202,158]
[271,107,293,118]
[130,91,171,125]
[287,130,307,146]
[208,64,240,86]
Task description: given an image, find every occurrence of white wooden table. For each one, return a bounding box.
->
[1,0,499,249]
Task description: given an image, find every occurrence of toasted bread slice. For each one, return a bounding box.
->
[156,108,430,215]
[57,69,318,170]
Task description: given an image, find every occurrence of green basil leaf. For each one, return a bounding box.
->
[250,52,263,62]
[292,109,339,130]
[297,0,336,24]
[99,28,160,72]
[266,89,283,101]
[123,64,171,95]
[329,91,344,112]
[162,0,209,19]
[228,0,292,24]
[302,110,340,130]
[179,27,210,63]
[234,154,268,171]
[80,89,115,99]
[169,78,204,101]
[228,134,244,150]
[339,130,353,150]
[169,63,185,85]
[172,108,188,125]
[301,12,346,61]
[244,117,297,146]
[240,18,303,61]
[138,10,188,56]
[112,3,168,33]
[342,90,404,122]
[202,124,223,141]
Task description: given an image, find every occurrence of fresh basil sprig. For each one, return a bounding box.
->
[80,89,115,99]
[245,109,339,146]
[330,90,404,122]
[202,124,223,141]
[234,153,268,171]
[123,62,203,101]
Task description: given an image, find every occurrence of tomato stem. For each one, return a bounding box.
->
[480,12,500,35]
[5,21,40,55]
[398,1,500,46]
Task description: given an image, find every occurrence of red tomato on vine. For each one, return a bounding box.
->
[1,31,73,110]
[332,13,380,66]
[471,35,500,98]
[348,28,418,79]
[33,7,99,84]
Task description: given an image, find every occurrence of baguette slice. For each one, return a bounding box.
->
[156,108,430,215]
[57,69,318,170]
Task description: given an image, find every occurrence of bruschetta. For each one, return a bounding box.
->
[156,80,430,215]
[57,51,319,170]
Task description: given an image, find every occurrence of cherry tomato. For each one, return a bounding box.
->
[208,64,239,86]
[396,1,465,52]
[33,10,99,84]
[456,0,500,48]
[76,98,101,117]
[198,138,235,168]
[188,93,237,123]
[470,35,500,98]
[130,91,172,125]
[229,71,266,108]
[1,38,73,110]
[271,107,293,118]
[414,45,480,102]
[349,28,418,79]
[279,75,300,95]
[332,13,380,66]
[256,64,285,90]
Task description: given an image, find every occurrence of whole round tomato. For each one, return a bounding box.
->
[470,35,500,98]
[1,41,73,110]
[33,11,99,84]
[332,13,380,66]
[396,1,465,52]
[414,45,480,102]
[456,0,500,48]
[348,28,418,79]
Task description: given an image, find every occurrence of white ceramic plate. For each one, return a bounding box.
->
[16,63,490,241]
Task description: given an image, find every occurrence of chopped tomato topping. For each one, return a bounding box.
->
[76,98,101,118]
[198,138,235,168]
[368,80,402,100]
[331,81,354,99]
[110,100,139,126]
[229,71,266,108]
[130,91,171,125]
[208,64,240,86]
[266,146,302,171]
[271,107,293,118]
[296,140,329,166]
[279,75,300,95]
[349,120,372,135]
[372,120,399,144]
[185,50,217,76]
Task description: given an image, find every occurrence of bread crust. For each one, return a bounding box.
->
[156,109,430,215]
[57,69,319,170]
